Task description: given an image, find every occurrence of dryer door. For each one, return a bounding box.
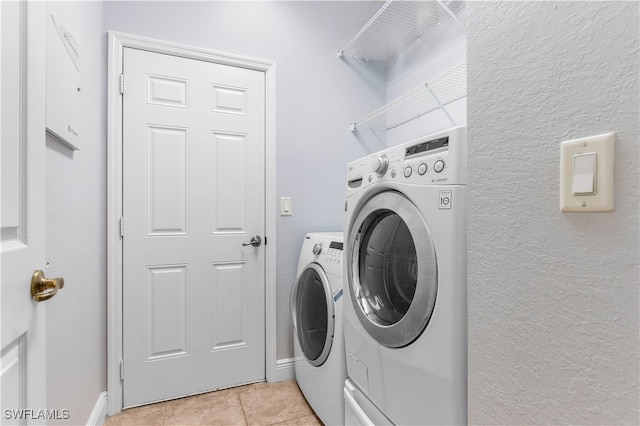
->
[347,191,437,348]
[291,263,335,366]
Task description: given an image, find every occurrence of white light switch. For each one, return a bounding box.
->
[280,197,292,216]
[560,133,615,212]
[572,152,596,195]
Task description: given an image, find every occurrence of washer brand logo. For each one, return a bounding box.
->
[439,190,452,209]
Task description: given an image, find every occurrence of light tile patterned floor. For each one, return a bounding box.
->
[104,381,322,426]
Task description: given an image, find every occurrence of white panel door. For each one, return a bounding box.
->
[122,48,266,407]
[1,1,47,423]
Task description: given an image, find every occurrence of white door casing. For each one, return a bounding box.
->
[107,33,277,414]
[1,1,47,423]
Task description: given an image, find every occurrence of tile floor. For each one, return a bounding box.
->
[104,381,322,426]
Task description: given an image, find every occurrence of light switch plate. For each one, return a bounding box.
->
[280,197,292,216]
[560,133,615,212]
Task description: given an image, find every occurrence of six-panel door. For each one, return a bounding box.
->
[122,48,266,407]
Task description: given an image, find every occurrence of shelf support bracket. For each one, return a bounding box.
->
[436,0,466,31]
[427,86,457,127]
[339,0,393,59]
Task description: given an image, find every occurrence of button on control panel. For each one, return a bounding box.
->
[324,241,344,264]
[326,248,342,263]
[400,158,445,179]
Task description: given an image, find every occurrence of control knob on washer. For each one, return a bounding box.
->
[371,155,389,176]
[312,243,323,255]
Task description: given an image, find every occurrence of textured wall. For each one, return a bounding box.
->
[467,2,639,424]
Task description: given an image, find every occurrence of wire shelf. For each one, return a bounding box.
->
[338,0,466,63]
[349,62,466,131]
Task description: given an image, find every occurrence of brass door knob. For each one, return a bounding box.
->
[30,270,64,302]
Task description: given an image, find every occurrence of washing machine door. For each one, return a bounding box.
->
[291,263,335,366]
[347,191,437,348]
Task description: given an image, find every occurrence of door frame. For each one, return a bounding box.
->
[106,31,277,416]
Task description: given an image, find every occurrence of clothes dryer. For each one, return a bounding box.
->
[292,232,346,426]
[343,127,467,425]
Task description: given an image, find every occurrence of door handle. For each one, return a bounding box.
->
[242,235,262,247]
[30,270,65,302]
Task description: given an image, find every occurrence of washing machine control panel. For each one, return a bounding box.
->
[300,234,344,275]
[346,127,466,190]
[373,147,449,183]
[307,238,343,264]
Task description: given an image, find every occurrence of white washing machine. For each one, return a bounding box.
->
[291,232,346,426]
[343,127,467,425]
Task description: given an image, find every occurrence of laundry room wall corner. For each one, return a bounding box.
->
[467,1,639,424]
[385,4,467,146]
[45,1,107,425]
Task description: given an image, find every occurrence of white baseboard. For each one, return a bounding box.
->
[86,391,108,426]
[93,359,292,423]
[275,357,296,382]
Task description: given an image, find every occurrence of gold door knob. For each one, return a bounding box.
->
[30,270,64,302]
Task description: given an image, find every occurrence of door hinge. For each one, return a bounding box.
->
[119,73,124,95]
[119,217,125,238]
[120,359,124,381]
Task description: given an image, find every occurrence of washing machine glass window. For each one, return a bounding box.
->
[293,263,335,366]
[348,191,438,348]
[359,211,416,325]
